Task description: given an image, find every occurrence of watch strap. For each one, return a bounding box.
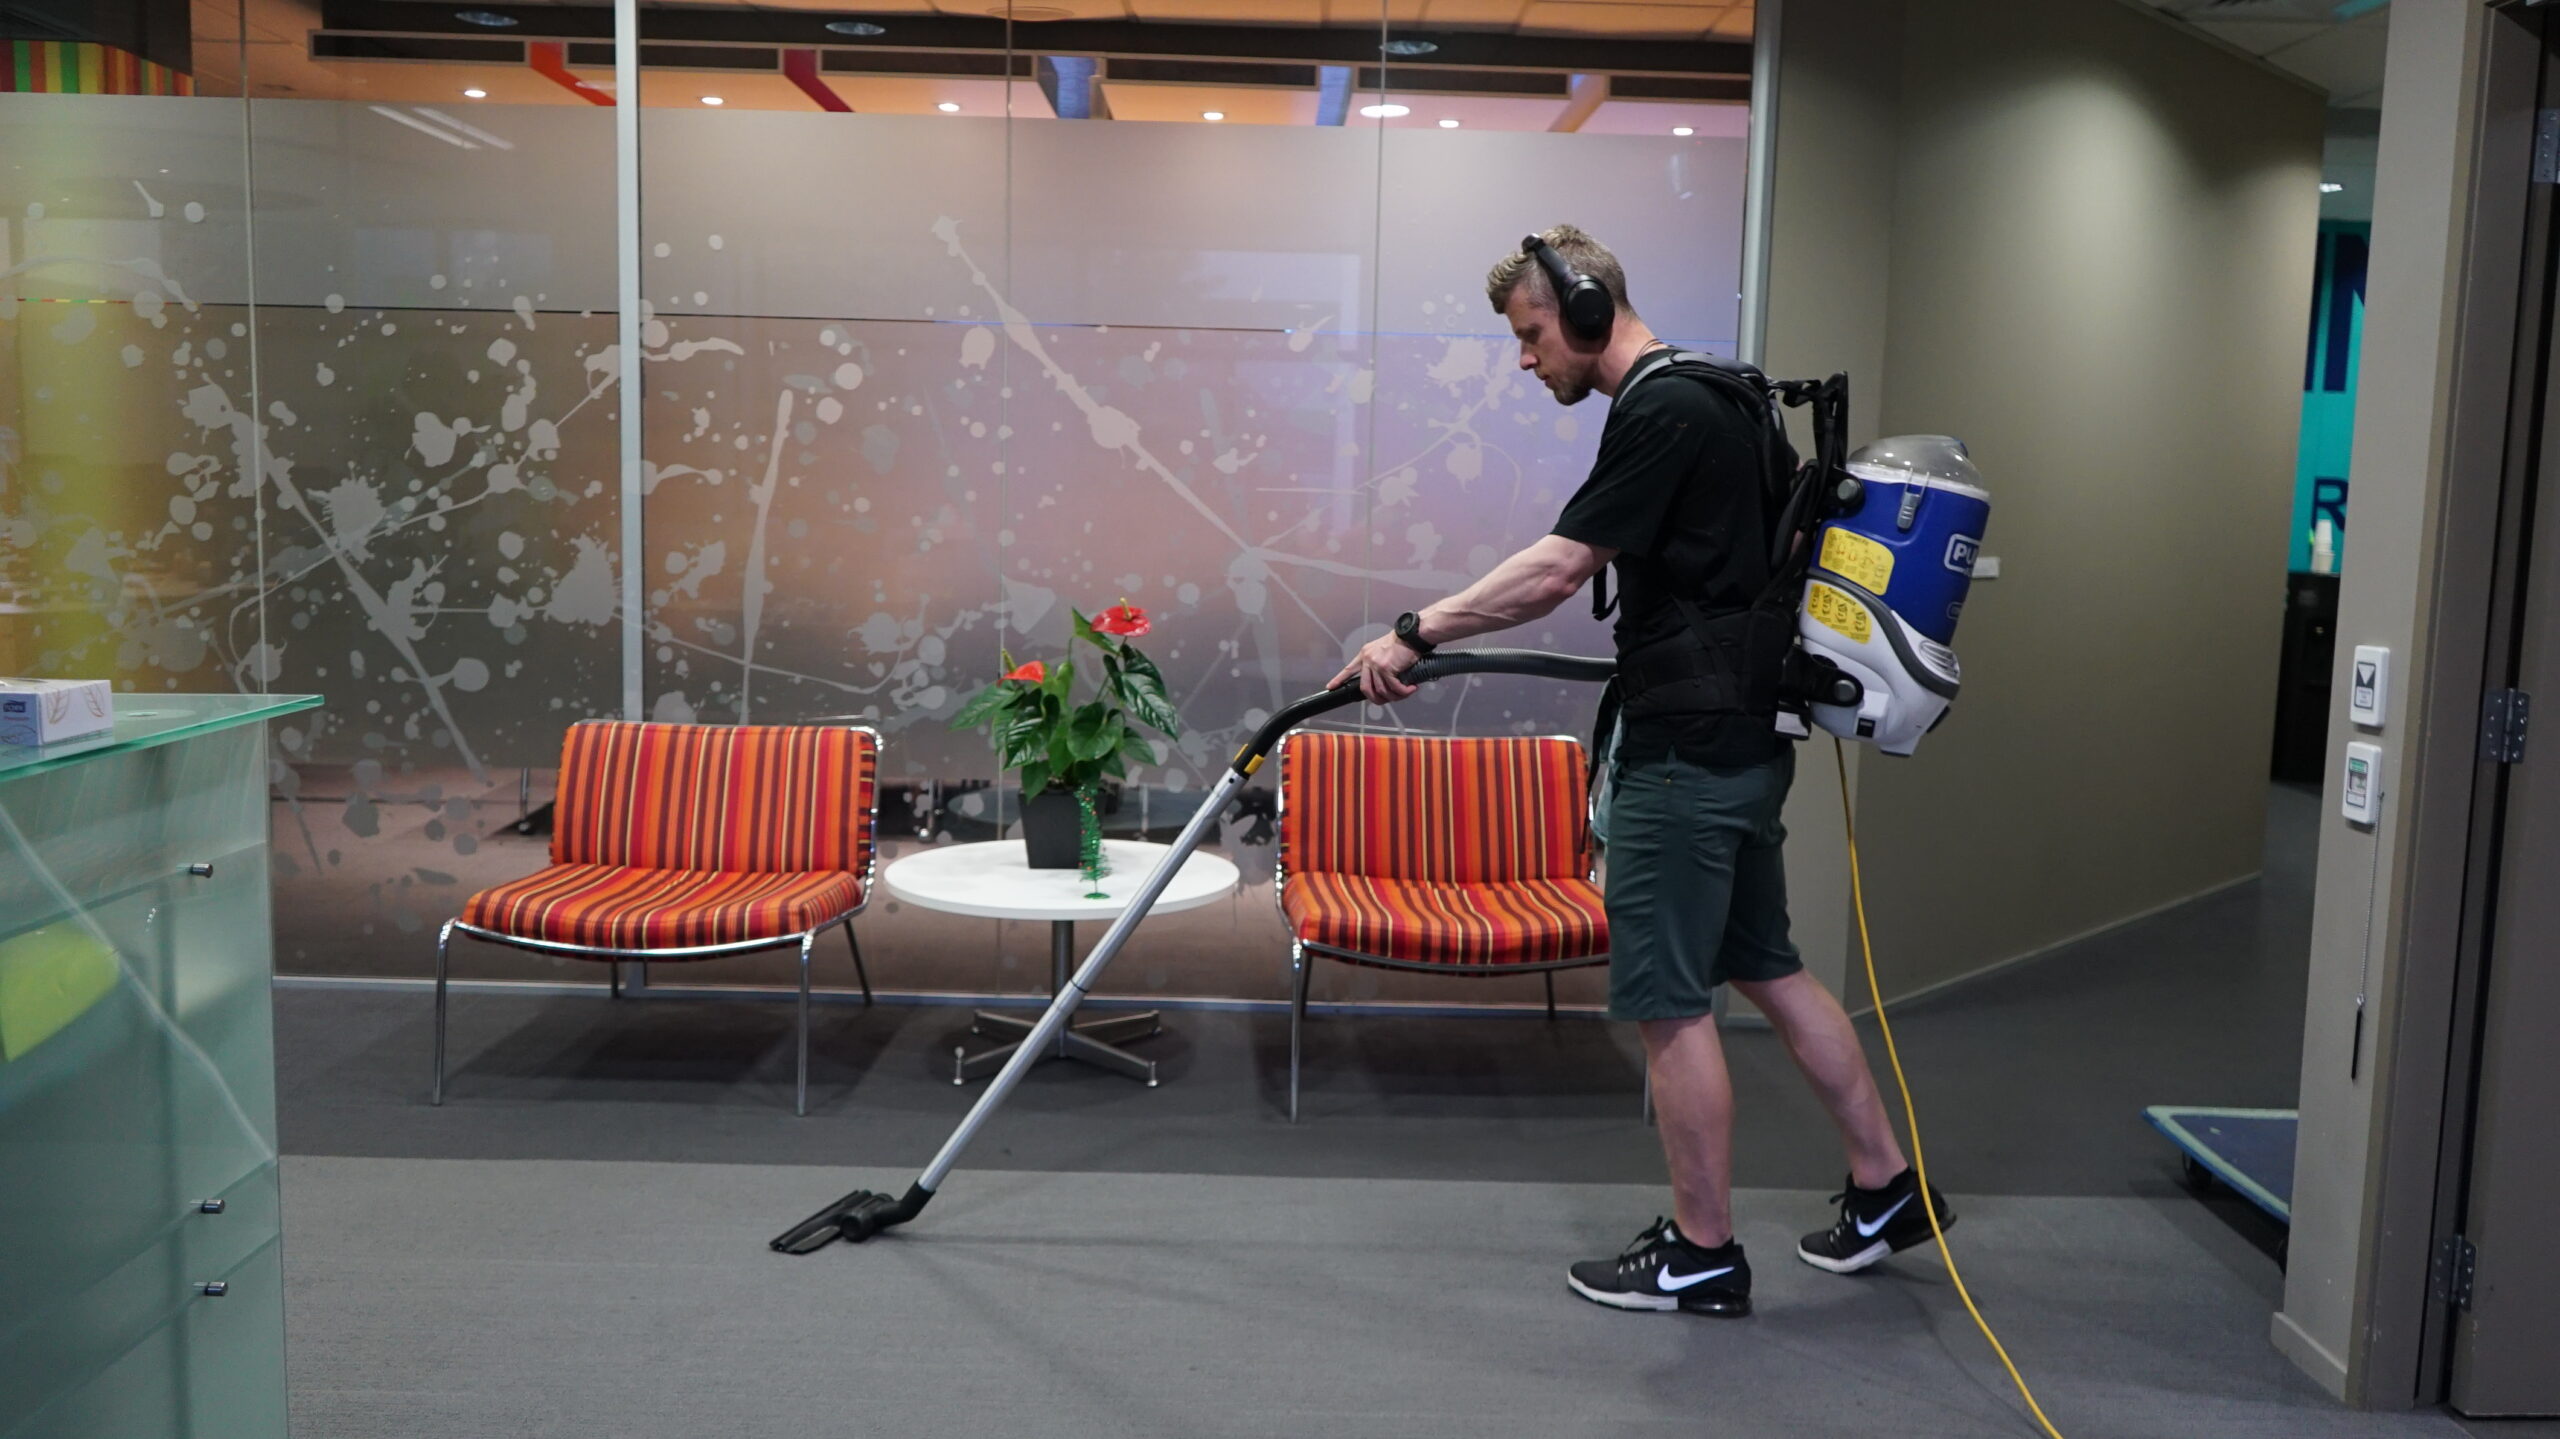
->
[1394,611,1437,656]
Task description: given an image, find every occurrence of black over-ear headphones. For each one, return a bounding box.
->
[1522,233,1615,342]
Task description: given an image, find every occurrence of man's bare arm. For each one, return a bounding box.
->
[1327,534,1618,702]
[1416,533,1616,644]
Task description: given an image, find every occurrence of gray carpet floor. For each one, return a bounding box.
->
[273,785,2560,1434]
[281,1157,2462,1439]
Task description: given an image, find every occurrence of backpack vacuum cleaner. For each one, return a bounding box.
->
[1796,434,1991,756]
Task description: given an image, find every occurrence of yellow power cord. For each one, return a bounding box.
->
[1834,737,2067,1439]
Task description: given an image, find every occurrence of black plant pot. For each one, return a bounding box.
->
[1020,787,1084,870]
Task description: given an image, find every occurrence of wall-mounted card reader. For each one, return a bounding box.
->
[2350,646,2389,729]
[2342,741,2382,827]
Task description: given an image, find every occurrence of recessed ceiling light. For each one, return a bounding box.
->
[462,87,487,98]
[1437,117,1459,128]
[1379,37,1438,56]
[937,101,961,112]
[1202,110,1224,120]
[453,9,517,25]
[825,19,886,35]
[701,95,724,105]
[1359,102,1409,119]
[2320,181,2344,193]
[1671,126,1694,136]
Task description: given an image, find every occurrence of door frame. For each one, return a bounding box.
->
[2357,0,2553,1409]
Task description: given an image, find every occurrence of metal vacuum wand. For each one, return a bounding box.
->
[770,648,1615,1255]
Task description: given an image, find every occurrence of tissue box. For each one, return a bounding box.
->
[0,679,115,747]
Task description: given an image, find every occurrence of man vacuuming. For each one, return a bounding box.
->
[1328,225,1953,1318]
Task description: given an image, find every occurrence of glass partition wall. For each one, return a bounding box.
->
[2,4,254,690]
[5,0,1752,1005]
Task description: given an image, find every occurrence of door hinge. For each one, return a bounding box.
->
[2483,688,2531,763]
[2538,110,2560,184]
[2433,1234,2478,1311]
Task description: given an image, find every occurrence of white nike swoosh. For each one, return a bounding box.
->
[1856,1194,1914,1239]
[1658,1265,1735,1291]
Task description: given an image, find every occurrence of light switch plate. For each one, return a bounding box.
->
[2349,646,2389,728]
[2343,741,2382,826]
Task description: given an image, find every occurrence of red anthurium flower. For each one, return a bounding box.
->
[1093,603,1151,638]
[1004,660,1046,683]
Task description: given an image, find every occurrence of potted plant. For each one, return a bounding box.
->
[950,604,1181,871]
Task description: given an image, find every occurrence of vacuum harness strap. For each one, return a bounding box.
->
[1597,349,1861,730]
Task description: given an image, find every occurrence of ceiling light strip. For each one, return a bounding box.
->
[366,103,478,147]
[414,105,515,147]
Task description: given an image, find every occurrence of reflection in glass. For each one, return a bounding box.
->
[5,0,1755,997]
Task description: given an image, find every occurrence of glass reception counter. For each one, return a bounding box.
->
[0,693,320,1439]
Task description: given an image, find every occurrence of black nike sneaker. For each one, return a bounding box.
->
[1797,1168,1955,1274]
[1567,1218,1753,1316]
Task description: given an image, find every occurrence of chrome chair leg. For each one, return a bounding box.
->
[1289,943,1310,1124]
[609,960,623,999]
[432,920,453,1105]
[796,931,815,1117]
[1544,970,1557,1020]
[844,920,872,1006]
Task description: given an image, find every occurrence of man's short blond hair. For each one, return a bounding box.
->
[1485,224,1636,319]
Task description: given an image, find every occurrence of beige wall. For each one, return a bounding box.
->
[1767,0,2324,1003]
[2275,0,2489,1403]
[1760,0,1904,999]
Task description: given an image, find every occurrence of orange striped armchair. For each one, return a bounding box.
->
[1275,730,1608,1120]
[435,720,881,1115]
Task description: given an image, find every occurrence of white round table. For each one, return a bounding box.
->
[883,839,1240,1086]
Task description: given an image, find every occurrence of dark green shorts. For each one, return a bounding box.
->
[1603,749,1803,1021]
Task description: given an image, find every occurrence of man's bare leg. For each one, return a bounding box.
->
[1732,970,1905,1189]
[1638,1012,1738,1246]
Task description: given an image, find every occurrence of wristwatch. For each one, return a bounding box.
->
[1392,611,1437,657]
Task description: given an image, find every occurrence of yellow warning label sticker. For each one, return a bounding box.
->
[1819,527,1895,594]
[1806,582,1872,644]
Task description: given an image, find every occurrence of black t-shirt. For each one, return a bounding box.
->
[1550,353,1783,768]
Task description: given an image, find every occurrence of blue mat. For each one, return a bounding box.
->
[2143,1106,2295,1224]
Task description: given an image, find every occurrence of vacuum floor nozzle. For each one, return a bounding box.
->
[769,1184,929,1254]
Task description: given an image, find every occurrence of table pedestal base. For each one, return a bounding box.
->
[953,920,1165,1086]
[954,1008,1161,1085]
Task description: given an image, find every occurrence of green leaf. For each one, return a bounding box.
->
[947,680,1014,733]
[1116,641,1165,686]
[1100,751,1127,781]
[1112,662,1181,738]
[1116,727,1159,768]
[1110,644,1180,735]
[997,705,1052,770]
[1017,759,1051,797]
[1041,658,1076,703]
[1095,652,1167,737]
[1069,707,1125,762]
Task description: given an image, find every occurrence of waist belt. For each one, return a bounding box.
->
[1615,600,1790,723]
